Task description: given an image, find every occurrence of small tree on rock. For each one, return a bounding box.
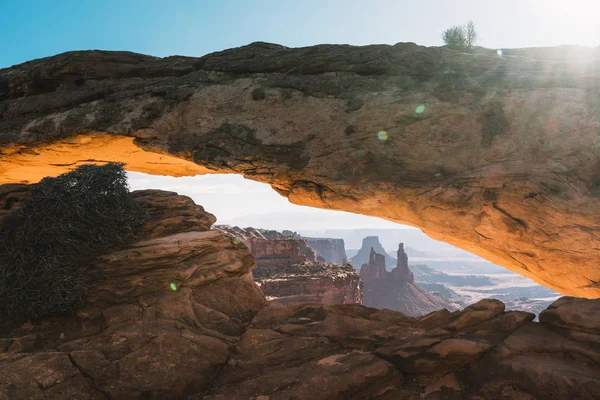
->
[442,21,478,51]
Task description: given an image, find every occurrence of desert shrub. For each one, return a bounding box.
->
[442,21,478,51]
[0,163,146,319]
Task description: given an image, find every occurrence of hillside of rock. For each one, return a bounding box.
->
[0,44,599,296]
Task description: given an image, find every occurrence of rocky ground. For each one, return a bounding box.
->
[1,187,599,399]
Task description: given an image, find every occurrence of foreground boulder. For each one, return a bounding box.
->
[1,44,599,297]
[206,296,600,399]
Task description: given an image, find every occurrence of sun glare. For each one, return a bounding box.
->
[542,0,600,45]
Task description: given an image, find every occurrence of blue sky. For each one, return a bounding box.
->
[2,0,599,68]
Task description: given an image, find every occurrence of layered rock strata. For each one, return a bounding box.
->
[360,245,457,316]
[216,225,363,305]
[1,44,599,296]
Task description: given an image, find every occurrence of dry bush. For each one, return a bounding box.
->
[0,163,145,319]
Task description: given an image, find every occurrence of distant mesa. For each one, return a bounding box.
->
[411,264,494,287]
[350,236,396,268]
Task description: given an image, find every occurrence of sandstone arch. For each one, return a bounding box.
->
[1,43,599,297]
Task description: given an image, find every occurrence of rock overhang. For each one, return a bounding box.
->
[0,42,599,297]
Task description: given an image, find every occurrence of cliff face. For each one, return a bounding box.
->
[216,225,363,306]
[1,184,600,399]
[254,262,363,305]
[1,44,599,297]
[305,237,347,264]
[360,244,456,316]
[351,236,397,268]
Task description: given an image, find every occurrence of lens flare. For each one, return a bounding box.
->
[170,283,178,291]
[415,105,425,114]
[377,131,388,141]
[497,49,503,57]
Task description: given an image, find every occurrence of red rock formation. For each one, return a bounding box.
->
[251,238,310,264]
[216,225,363,306]
[256,262,363,305]
[359,247,387,281]
[360,244,456,316]
[351,236,396,268]
[1,185,600,399]
[0,187,264,399]
[390,243,414,283]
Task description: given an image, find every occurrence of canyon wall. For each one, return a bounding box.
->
[305,237,347,264]
[216,225,363,305]
[0,44,599,297]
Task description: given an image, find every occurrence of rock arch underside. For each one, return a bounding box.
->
[1,42,599,298]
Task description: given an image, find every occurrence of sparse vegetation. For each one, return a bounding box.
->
[442,21,478,51]
[0,163,146,319]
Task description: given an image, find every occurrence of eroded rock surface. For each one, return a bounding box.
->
[0,44,598,296]
[205,297,600,400]
[1,185,600,399]
[0,188,265,399]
